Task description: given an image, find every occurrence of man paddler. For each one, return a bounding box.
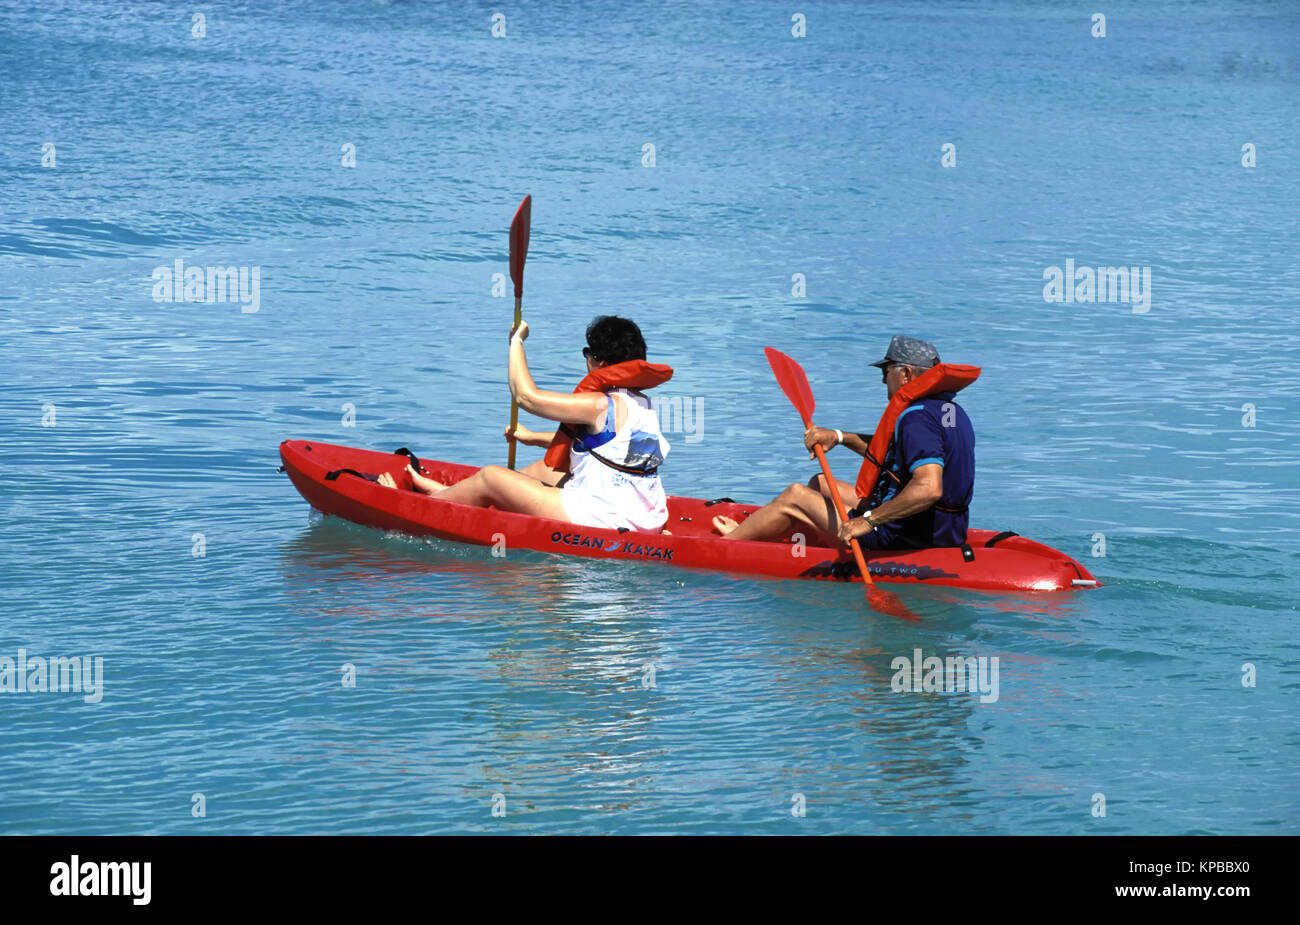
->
[712,336,976,550]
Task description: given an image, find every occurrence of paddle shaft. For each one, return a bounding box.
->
[507,295,522,470]
[505,195,531,470]
[808,435,877,589]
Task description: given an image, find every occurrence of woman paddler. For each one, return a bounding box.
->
[378,315,674,533]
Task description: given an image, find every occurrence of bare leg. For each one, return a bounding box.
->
[519,458,568,487]
[712,482,841,545]
[381,460,564,496]
[807,473,859,509]
[411,469,448,493]
[432,465,571,521]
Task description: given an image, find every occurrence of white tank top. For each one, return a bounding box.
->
[560,389,671,532]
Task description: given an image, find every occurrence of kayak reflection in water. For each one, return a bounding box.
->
[378,315,675,533]
[713,335,976,550]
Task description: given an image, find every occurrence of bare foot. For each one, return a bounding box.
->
[377,467,446,493]
[409,466,448,494]
[711,515,739,537]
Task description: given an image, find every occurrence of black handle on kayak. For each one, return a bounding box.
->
[394,447,425,474]
[325,468,379,482]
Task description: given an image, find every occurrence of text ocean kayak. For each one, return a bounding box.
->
[279,440,1101,592]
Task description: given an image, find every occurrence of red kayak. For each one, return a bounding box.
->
[279,440,1101,593]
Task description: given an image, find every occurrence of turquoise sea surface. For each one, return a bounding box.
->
[2,1,1298,834]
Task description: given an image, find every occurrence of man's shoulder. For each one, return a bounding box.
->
[897,395,974,444]
[904,393,968,415]
[911,391,960,405]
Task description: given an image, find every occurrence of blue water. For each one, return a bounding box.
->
[3,0,1298,834]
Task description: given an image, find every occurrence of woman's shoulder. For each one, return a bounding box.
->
[608,387,650,407]
[610,387,651,404]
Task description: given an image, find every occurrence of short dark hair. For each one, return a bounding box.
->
[585,316,646,364]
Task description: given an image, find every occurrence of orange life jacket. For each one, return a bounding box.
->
[542,360,674,472]
[854,363,981,499]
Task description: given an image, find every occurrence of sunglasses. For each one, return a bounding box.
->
[583,346,599,362]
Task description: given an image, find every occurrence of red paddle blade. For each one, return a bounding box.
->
[509,194,532,298]
[867,585,921,622]
[764,346,815,426]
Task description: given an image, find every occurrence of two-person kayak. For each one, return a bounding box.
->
[279,440,1100,592]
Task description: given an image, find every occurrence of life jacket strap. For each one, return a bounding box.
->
[558,424,660,477]
[588,449,659,476]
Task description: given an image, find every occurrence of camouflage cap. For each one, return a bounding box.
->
[869,335,940,369]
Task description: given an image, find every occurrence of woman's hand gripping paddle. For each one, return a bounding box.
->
[506,195,532,470]
[764,347,919,622]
